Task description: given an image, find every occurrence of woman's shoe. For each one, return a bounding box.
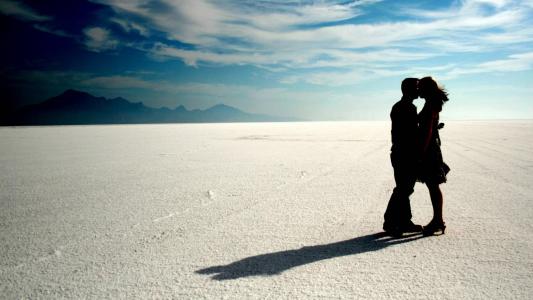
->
[423,220,446,236]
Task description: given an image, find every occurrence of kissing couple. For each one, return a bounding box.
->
[383,77,451,237]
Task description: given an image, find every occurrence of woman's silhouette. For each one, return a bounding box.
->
[417,77,450,235]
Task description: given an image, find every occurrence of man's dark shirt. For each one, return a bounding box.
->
[390,98,417,158]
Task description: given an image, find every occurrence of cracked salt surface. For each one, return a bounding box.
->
[1,121,532,298]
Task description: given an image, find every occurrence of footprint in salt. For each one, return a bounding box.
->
[202,190,216,206]
[153,213,175,223]
[38,247,63,262]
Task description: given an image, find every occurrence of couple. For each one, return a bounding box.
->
[383,76,450,237]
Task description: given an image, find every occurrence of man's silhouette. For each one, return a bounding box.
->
[383,78,423,236]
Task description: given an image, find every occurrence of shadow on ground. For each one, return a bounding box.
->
[196,232,423,280]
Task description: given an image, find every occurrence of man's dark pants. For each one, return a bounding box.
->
[384,151,416,228]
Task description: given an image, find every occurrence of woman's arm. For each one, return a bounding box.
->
[420,109,439,156]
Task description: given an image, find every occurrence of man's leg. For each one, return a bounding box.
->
[384,153,418,233]
[384,153,407,230]
[383,190,400,230]
[394,165,416,226]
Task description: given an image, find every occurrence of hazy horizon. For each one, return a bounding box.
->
[1,0,533,121]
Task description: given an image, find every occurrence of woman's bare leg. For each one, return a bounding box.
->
[427,183,443,223]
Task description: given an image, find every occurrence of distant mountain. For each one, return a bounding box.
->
[2,89,298,125]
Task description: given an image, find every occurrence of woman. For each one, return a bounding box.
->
[417,76,450,236]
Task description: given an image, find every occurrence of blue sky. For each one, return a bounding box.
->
[1,0,532,120]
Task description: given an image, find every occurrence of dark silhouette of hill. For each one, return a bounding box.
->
[3,89,298,125]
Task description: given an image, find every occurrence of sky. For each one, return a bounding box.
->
[1,0,532,120]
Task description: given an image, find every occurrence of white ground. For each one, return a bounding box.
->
[1,121,532,299]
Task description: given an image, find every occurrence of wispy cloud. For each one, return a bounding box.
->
[33,24,73,38]
[0,1,79,40]
[110,17,149,37]
[80,75,161,90]
[0,0,51,21]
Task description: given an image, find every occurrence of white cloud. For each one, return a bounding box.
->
[469,0,511,8]
[89,0,533,85]
[480,27,533,44]
[280,66,411,86]
[83,27,119,52]
[477,52,533,71]
[0,0,51,21]
[443,51,533,78]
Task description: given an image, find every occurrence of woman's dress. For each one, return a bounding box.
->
[417,102,450,184]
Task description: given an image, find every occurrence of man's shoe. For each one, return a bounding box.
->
[400,221,423,233]
[383,223,403,237]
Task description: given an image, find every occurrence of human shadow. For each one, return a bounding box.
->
[196,232,423,280]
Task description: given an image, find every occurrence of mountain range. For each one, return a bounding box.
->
[2,89,297,125]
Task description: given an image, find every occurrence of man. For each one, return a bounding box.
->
[383,78,423,236]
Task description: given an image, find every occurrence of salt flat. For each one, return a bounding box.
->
[1,121,532,299]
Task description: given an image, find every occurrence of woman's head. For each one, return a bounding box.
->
[419,76,449,108]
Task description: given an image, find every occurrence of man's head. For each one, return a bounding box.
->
[401,78,419,100]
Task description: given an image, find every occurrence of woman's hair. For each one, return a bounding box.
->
[419,76,449,110]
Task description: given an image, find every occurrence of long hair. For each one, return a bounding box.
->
[419,76,449,110]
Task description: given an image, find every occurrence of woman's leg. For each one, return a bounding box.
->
[427,183,443,223]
